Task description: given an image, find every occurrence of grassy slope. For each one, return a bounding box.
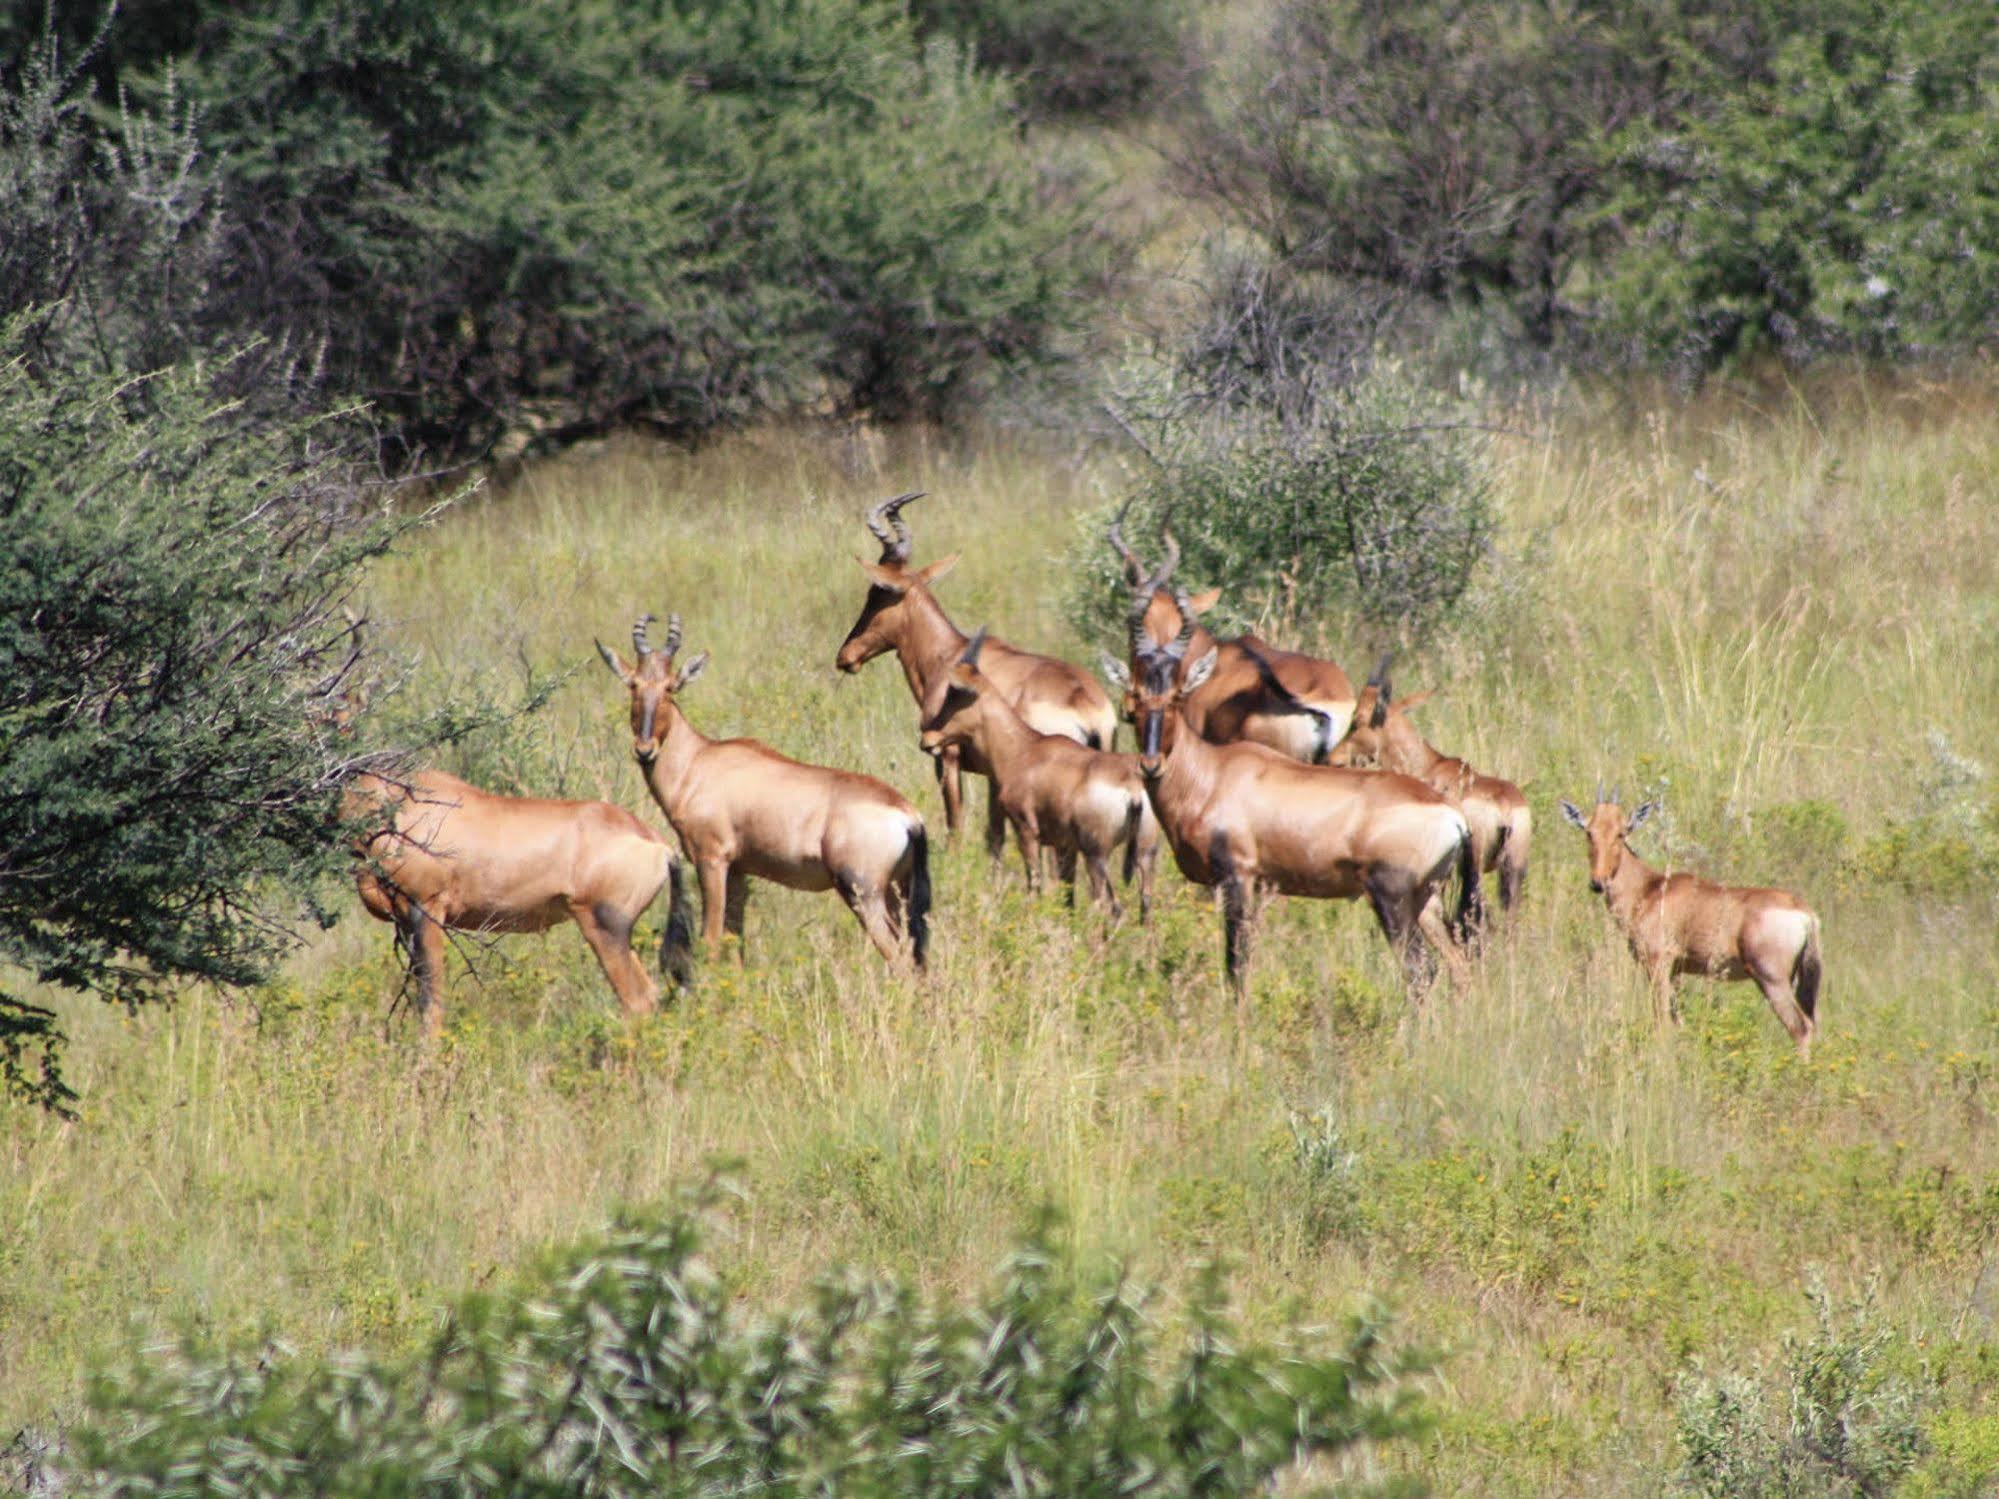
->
[6,386,1999,1493]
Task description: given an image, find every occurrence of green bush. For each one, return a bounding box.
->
[1069,360,1494,643]
[0,317,415,1108]
[19,0,1096,461]
[1674,1273,1928,1497]
[70,1179,1432,1494]
[909,0,1188,118]
[1600,2,1999,372]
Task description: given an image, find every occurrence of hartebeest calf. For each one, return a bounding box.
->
[918,628,1160,923]
[348,769,692,1037]
[1113,595,1478,1002]
[600,612,930,969]
[1106,514,1356,763]
[837,491,1117,856]
[1330,661,1532,919]
[1559,794,1821,1054]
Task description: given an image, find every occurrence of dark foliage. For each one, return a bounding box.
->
[4,0,1095,464]
[0,319,406,1110]
[909,0,1189,118]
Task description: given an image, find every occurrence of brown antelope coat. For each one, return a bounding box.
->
[1119,599,1478,1001]
[1107,517,1356,762]
[919,629,1160,923]
[1330,665,1532,917]
[837,492,1117,854]
[349,768,691,1036]
[601,612,930,969]
[1560,796,1821,1053]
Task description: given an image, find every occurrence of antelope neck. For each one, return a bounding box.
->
[1148,708,1218,805]
[1602,840,1662,920]
[639,696,708,816]
[893,587,969,703]
[1379,713,1441,777]
[969,690,1041,779]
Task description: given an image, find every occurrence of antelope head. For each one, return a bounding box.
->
[1105,517,1219,659]
[918,627,992,755]
[1329,653,1395,767]
[596,611,709,766]
[835,490,960,671]
[1559,786,1657,894]
[1126,587,1218,779]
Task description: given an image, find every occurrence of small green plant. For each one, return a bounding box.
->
[1673,1272,1929,1497]
[69,1176,1433,1495]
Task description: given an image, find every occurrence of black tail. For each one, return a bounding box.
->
[1795,920,1822,1023]
[906,824,932,971]
[1120,796,1143,885]
[660,857,695,987]
[1450,826,1483,945]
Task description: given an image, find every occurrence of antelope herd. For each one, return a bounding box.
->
[350,492,1824,1055]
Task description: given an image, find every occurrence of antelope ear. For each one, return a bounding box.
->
[1099,653,1130,689]
[950,660,979,687]
[1396,689,1436,714]
[915,552,961,587]
[595,639,634,682]
[1186,587,1222,615]
[1626,799,1659,830]
[856,558,910,593]
[675,650,710,688]
[1559,799,1587,830]
[1182,645,1220,693]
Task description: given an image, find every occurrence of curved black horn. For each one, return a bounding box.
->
[663,612,684,660]
[1367,651,1394,689]
[1105,500,1146,585]
[864,490,925,563]
[960,625,989,667]
[1164,587,1199,659]
[1125,585,1155,662]
[632,612,656,660]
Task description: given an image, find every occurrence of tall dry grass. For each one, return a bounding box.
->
[5,381,1999,1494]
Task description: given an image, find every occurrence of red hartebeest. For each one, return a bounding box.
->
[348,769,692,1037]
[600,612,930,969]
[918,628,1161,924]
[1559,793,1822,1054]
[1329,659,1532,919]
[1106,513,1356,763]
[836,491,1117,856]
[1116,593,1478,1001]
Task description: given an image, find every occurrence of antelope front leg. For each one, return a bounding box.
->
[1649,963,1678,1029]
[1015,816,1044,895]
[696,857,736,962]
[984,775,1008,863]
[724,868,750,959]
[936,744,965,838]
[405,907,447,1039]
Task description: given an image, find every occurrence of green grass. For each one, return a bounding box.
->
[7,385,1999,1494]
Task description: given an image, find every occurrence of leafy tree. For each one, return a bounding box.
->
[19,0,1096,461]
[0,322,405,1110]
[909,0,1189,118]
[1599,1,1999,370]
[71,1181,1432,1493]
[1176,0,1695,348]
